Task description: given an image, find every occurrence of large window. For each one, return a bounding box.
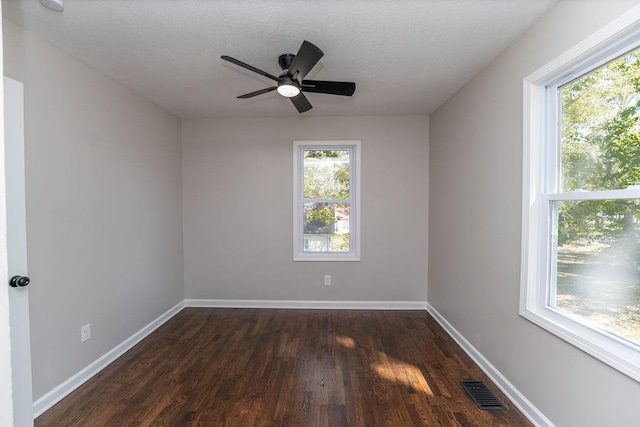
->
[522,12,640,382]
[293,141,360,261]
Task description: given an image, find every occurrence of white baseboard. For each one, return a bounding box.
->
[32,299,550,426]
[32,298,424,418]
[185,299,428,310]
[426,303,554,427]
[32,300,185,418]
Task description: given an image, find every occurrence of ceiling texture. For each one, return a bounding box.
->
[3,0,558,119]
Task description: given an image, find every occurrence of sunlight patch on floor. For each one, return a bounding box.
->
[334,335,355,349]
[371,354,433,396]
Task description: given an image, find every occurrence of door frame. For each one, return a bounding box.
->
[5,75,33,426]
[0,10,17,426]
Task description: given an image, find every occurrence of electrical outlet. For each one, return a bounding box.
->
[81,324,91,342]
[324,275,331,286]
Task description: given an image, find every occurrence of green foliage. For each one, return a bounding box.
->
[305,150,341,159]
[334,166,350,200]
[559,47,640,245]
[331,233,349,252]
[302,150,352,238]
[557,199,636,245]
[303,150,350,200]
[307,205,336,224]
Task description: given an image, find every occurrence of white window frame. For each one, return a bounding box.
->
[293,140,361,261]
[521,6,640,383]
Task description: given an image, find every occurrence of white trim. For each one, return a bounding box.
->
[542,189,640,201]
[31,299,555,426]
[185,299,427,310]
[293,140,361,262]
[525,5,640,85]
[427,304,554,427]
[32,300,185,418]
[0,18,13,426]
[520,308,640,381]
[521,4,640,384]
[30,298,424,418]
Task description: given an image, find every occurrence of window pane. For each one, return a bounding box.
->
[554,199,640,345]
[303,202,350,252]
[303,150,350,200]
[560,47,640,192]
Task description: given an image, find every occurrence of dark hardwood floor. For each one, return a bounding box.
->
[36,308,531,426]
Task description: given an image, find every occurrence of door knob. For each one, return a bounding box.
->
[9,275,30,288]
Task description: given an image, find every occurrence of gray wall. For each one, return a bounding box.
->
[182,116,428,302]
[429,1,640,426]
[3,21,184,399]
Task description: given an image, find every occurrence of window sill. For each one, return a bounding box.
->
[520,306,640,383]
[293,254,360,262]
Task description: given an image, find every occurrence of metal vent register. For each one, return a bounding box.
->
[461,380,505,410]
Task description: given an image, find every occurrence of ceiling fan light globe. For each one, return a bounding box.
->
[277,84,301,98]
[40,0,64,11]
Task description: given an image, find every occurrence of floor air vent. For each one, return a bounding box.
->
[461,380,505,410]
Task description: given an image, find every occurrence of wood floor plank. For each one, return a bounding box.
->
[35,308,532,426]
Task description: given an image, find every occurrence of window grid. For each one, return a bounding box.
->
[521,11,640,383]
[293,141,361,261]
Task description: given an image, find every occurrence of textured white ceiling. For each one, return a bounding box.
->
[2,0,558,119]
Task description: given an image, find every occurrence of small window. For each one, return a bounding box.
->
[293,141,360,261]
[522,12,640,382]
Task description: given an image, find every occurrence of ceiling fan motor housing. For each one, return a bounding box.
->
[278,73,299,88]
[278,53,296,71]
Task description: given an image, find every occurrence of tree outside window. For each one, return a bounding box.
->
[554,47,640,345]
[522,20,640,382]
[293,141,360,261]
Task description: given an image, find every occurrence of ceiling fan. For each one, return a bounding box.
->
[221,40,356,113]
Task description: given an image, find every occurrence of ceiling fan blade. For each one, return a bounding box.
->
[288,41,324,82]
[221,55,279,81]
[237,86,277,99]
[301,80,356,96]
[290,92,313,113]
